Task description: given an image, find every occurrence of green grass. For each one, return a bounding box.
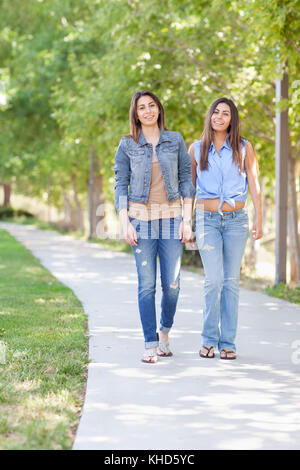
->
[265,282,300,305]
[0,228,89,450]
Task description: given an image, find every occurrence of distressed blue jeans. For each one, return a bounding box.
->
[195,209,249,352]
[130,217,183,348]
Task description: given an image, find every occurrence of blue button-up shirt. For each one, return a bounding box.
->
[194,138,248,215]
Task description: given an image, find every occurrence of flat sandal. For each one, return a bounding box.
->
[220,349,236,360]
[199,345,215,358]
[141,348,158,364]
[157,340,173,357]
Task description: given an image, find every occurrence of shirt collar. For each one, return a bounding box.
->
[223,137,231,150]
[210,136,231,152]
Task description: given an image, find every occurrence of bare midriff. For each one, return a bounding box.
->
[196,199,246,212]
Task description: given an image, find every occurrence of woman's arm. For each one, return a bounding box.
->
[175,134,194,242]
[114,139,138,246]
[245,141,263,241]
[178,142,198,243]
[188,143,197,189]
[114,139,130,212]
[177,133,196,200]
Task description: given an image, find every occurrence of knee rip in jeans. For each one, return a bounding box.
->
[142,261,147,266]
[202,244,215,251]
[170,282,178,289]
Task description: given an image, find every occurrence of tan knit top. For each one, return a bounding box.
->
[129,150,182,221]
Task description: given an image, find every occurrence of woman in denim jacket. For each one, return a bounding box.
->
[114,90,195,363]
[189,97,263,360]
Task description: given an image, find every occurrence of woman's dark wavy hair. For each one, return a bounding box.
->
[200,97,243,172]
[127,90,167,143]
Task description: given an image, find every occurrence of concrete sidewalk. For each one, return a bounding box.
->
[1,221,300,450]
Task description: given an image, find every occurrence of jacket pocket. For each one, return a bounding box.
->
[162,144,178,154]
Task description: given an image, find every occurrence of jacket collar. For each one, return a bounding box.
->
[138,128,171,146]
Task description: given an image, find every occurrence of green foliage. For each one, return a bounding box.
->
[0,206,34,219]
[0,0,299,207]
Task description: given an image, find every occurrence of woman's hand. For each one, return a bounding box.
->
[245,142,263,242]
[179,220,193,243]
[119,208,138,246]
[252,217,263,240]
[124,222,138,246]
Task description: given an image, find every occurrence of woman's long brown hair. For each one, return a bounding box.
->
[127,90,167,143]
[200,97,243,172]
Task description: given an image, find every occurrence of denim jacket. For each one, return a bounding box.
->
[114,129,195,211]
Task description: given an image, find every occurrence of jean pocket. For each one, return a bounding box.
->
[236,211,249,222]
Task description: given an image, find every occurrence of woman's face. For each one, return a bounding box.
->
[136,95,159,127]
[211,102,231,133]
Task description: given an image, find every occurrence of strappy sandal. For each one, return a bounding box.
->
[199,345,215,358]
[141,348,158,364]
[157,340,173,357]
[220,349,236,360]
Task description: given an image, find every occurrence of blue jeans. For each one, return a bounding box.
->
[130,217,183,348]
[195,209,249,352]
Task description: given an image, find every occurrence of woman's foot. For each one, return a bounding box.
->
[157,332,173,357]
[141,348,158,364]
[220,349,236,360]
[199,345,215,358]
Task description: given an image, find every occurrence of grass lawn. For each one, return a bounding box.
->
[0,228,89,450]
[265,283,300,305]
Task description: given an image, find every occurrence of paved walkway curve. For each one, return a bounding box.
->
[1,221,300,450]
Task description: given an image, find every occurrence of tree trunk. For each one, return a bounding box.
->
[3,183,11,208]
[88,147,106,239]
[71,175,85,233]
[47,177,51,223]
[62,189,72,227]
[260,178,268,236]
[62,189,78,231]
[88,145,95,239]
[287,145,300,284]
[93,158,106,237]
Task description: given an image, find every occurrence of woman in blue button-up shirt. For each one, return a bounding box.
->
[189,97,263,360]
[114,90,195,363]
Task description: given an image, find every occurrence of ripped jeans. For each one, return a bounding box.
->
[130,217,183,348]
[195,209,249,352]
